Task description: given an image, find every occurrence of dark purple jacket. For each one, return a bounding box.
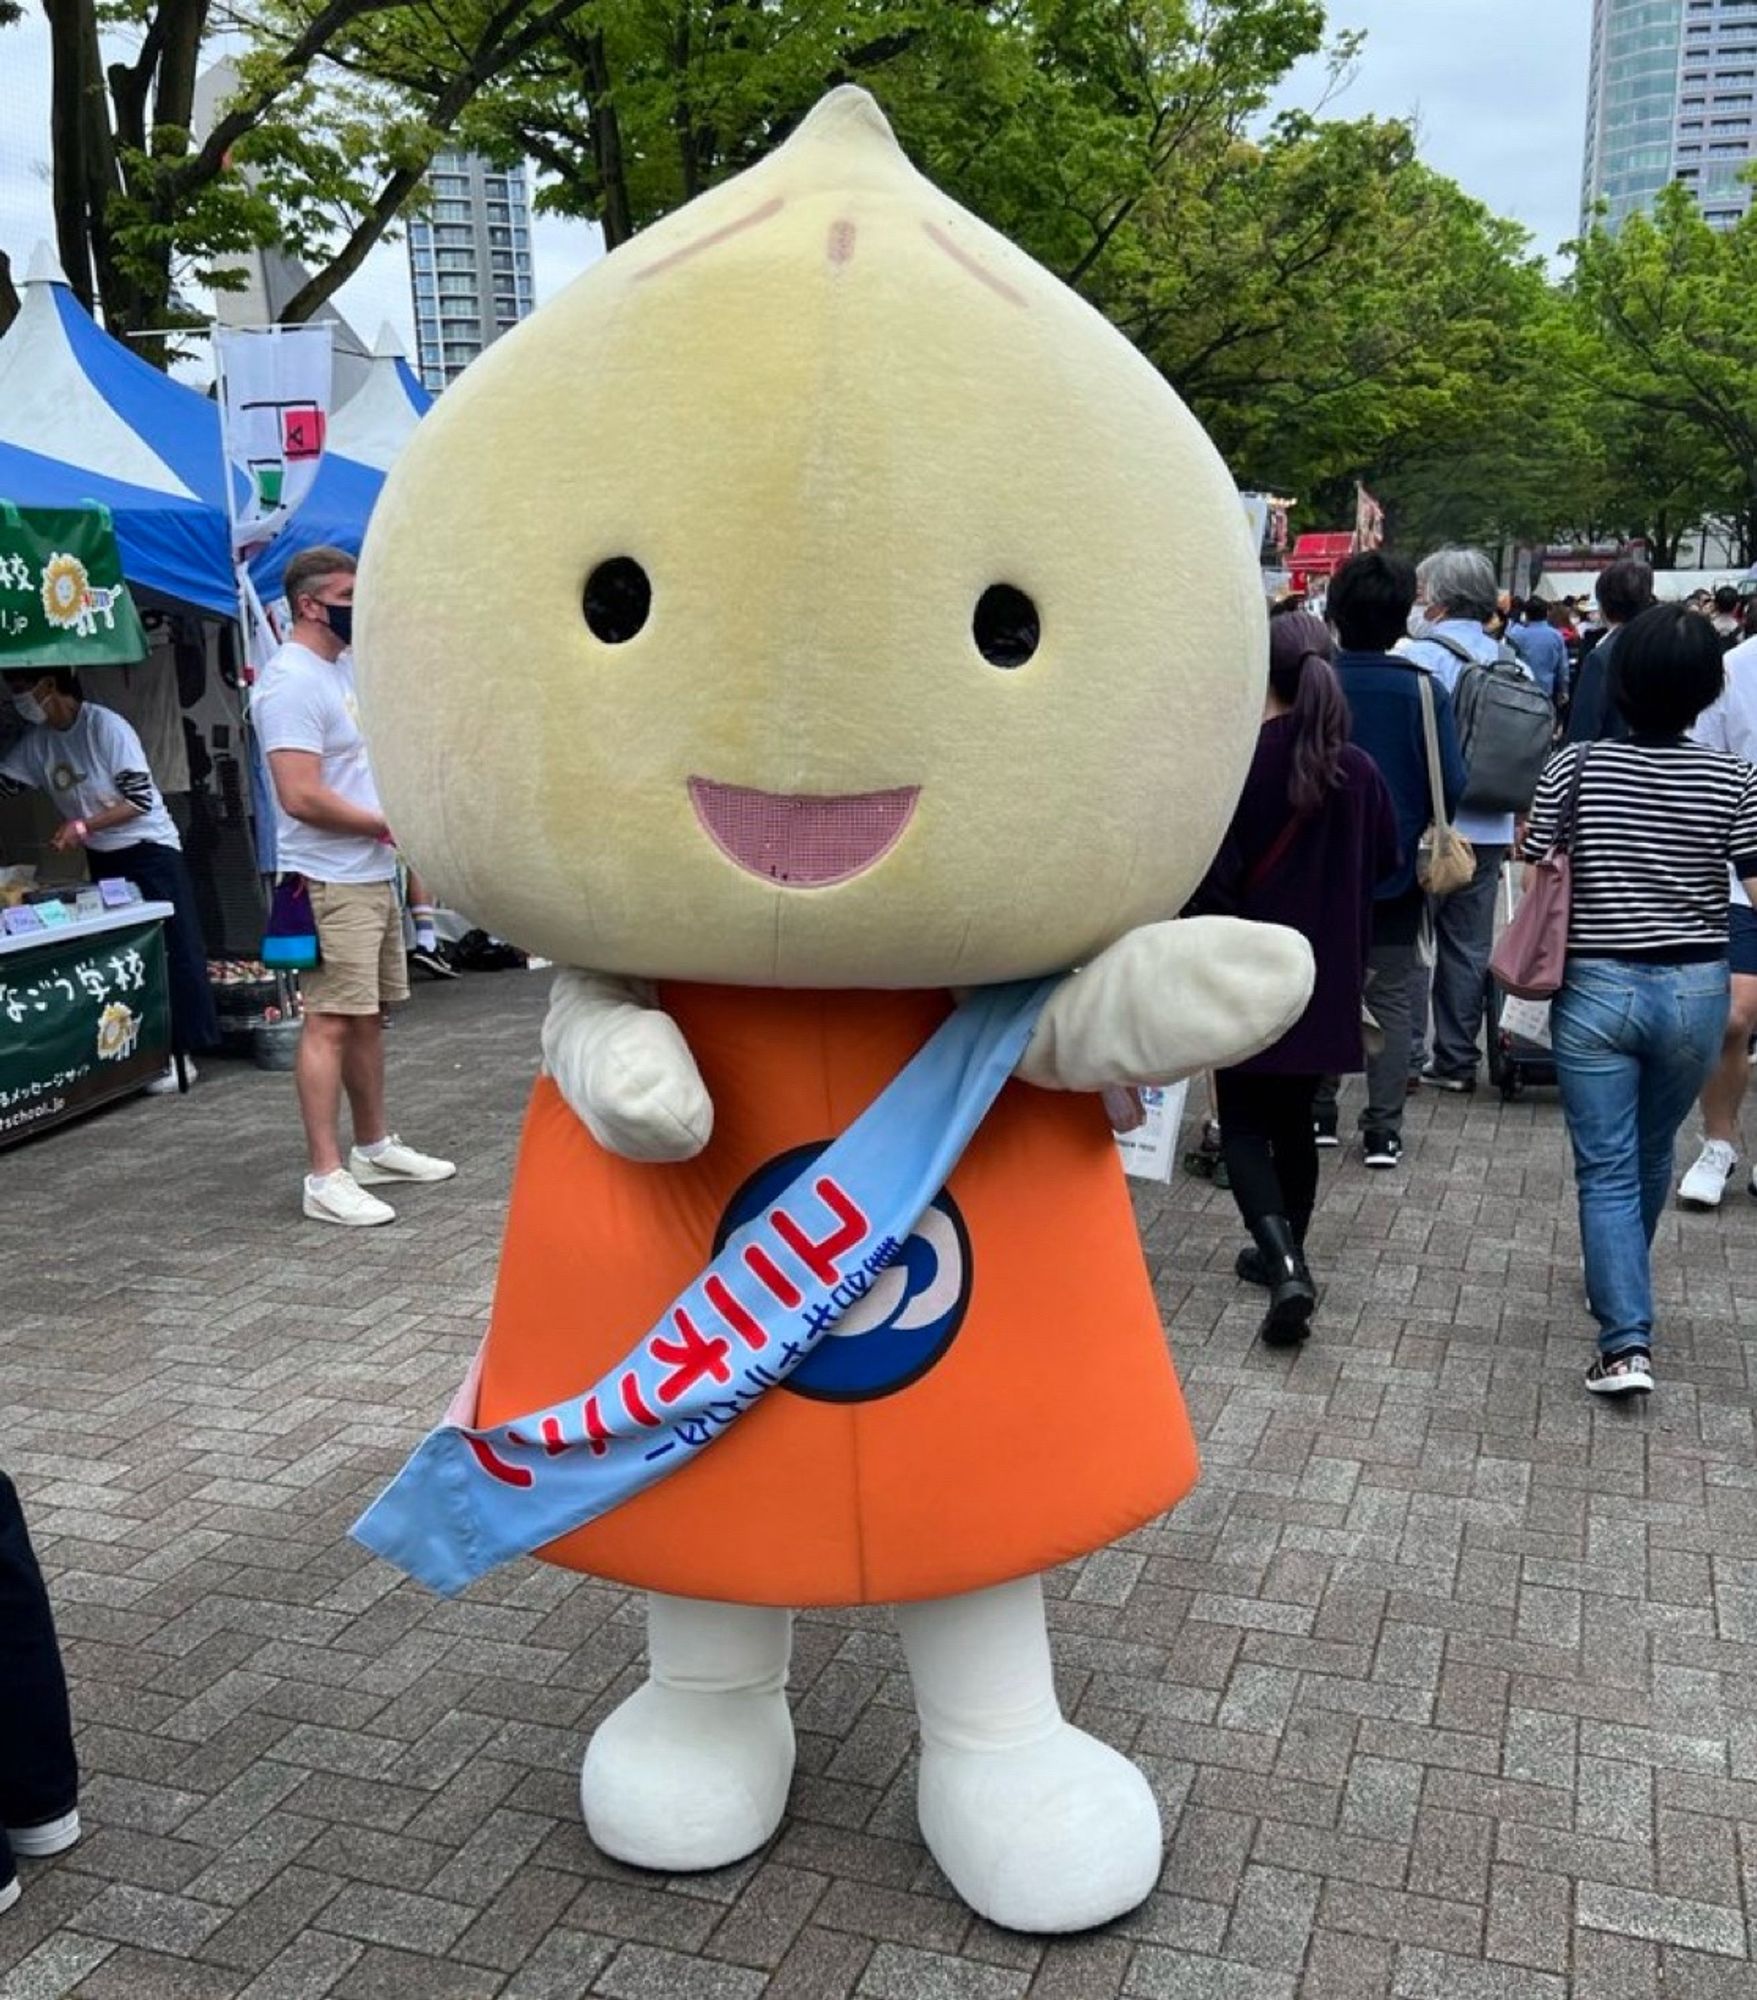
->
[1187,716,1399,1075]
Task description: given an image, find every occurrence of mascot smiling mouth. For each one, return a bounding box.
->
[688,777,919,887]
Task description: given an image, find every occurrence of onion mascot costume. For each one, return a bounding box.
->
[353,87,1313,1934]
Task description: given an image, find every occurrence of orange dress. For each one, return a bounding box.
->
[475,984,1199,1605]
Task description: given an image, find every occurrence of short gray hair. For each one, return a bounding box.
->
[1416,548,1499,624]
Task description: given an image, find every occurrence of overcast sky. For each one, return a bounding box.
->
[1,0,1596,358]
[1275,1,1594,260]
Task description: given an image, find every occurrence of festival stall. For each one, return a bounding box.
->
[0,503,180,1142]
[0,251,421,1095]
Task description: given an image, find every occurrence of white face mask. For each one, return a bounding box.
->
[1406,606,1430,639]
[12,692,47,725]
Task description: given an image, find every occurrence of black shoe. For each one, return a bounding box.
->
[409,945,460,981]
[1362,1129,1402,1169]
[1236,1245,1272,1288]
[1251,1216,1316,1347]
[1585,1350,1653,1397]
[1313,1108,1339,1149]
[1421,1067,1476,1094]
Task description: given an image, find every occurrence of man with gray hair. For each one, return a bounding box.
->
[1403,548,1518,1092]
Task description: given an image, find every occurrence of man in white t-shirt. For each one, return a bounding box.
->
[253,547,455,1226]
[2,667,218,1093]
[1678,630,1757,1208]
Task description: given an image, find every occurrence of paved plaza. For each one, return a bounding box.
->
[5,969,1757,1999]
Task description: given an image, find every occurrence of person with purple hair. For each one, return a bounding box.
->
[1187,610,1398,1346]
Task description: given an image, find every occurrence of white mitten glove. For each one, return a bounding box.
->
[540,969,714,1162]
[1017,917,1315,1090]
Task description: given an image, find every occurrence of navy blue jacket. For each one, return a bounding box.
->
[1334,650,1468,901]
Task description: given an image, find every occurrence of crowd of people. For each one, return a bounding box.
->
[1200,547,1757,1399]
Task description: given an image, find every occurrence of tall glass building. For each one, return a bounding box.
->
[406,153,537,392]
[1583,0,1757,228]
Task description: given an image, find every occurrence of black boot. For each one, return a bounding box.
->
[1237,1215,1310,1291]
[1251,1216,1316,1347]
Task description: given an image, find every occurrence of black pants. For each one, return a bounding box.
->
[0,1473,77,1881]
[1214,1069,1322,1238]
[87,841,220,1056]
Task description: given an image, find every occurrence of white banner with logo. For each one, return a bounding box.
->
[215,325,334,554]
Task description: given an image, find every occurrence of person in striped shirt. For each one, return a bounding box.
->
[1522,605,1757,1397]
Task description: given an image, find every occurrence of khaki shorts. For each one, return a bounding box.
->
[301,879,410,1015]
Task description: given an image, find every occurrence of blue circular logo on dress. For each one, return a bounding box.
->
[713,1141,972,1402]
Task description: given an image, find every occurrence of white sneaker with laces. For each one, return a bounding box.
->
[303,1169,396,1227]
[1678,1139,1738,1210]
[6,1810,80,1858]
[349,1136,457,1185]
[142,1057,196,1096]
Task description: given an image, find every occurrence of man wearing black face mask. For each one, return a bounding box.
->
[255,546,455,1227]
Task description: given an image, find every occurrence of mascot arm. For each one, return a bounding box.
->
[1016,918,1315,1091]
[540,968,714,1162]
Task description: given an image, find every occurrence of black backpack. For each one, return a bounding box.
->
[1430,634,1556,814]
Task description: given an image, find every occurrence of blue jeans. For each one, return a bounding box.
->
[1552,959,1730,1359]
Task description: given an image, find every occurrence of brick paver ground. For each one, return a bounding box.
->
[5,970,1757,1998]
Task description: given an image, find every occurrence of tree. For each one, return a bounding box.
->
[28,0,591,347]
[473,0,1328,258]
[1571,179,1757,559]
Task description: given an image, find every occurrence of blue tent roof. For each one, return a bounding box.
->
[0,437,237,617]
[0,249,398,618]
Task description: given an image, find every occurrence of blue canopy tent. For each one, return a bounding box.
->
[0,248,418,614]
[0,437,235,617]
[0,247,238,614]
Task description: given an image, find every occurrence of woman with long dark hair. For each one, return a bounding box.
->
[1188,611,1398,1346]
[1525,604,1757,1396]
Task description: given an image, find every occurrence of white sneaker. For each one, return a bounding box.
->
[349,1136,457,1185]
[142,1057,197,1096]
[1678,1139,1738,1211]
[6,1810,80,1858]
[303,1169,396,1227]
[0,1876,17,1915]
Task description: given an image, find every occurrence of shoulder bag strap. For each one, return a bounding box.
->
[1554,743,1592,855]
[1417,668,1447,831]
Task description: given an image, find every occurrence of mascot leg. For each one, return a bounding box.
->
[581,1592,795,1870]
[895,1575,1162,1932]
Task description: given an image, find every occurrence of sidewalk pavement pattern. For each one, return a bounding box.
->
[4,972,1757,2000]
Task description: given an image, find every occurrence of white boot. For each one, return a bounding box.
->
[895,1575,1162,1932]
[581,1593,794,1871]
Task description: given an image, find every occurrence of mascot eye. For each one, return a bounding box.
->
[583,558,652,644]
[972,584,1040,669]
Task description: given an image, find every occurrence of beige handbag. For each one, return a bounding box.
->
[1415,670,1475,897]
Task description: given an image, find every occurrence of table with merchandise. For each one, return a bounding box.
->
[0,893,175,1146]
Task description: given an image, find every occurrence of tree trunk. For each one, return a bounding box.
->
[44,0,96,307]
[582,26,633,248]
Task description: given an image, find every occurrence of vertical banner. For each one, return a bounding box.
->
[215,325,334,554]
[1353,482,1385,553]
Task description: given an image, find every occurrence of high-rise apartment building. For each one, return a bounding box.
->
[1583,0,1757,230]
[407,152,536,391]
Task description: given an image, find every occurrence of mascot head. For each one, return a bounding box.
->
[357,88,1265,986]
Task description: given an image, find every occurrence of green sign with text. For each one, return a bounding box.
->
[0,503,148,669]
[0,918,170,1145]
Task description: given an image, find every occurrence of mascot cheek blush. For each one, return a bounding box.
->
[352,87,1313,1934]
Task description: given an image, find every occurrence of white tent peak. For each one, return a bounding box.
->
[24,241,71,287]
[371,320,407,360]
